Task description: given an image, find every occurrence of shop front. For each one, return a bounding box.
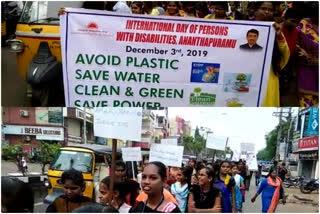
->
[297,136,319,179]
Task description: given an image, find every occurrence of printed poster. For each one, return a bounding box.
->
[60,8,275,107]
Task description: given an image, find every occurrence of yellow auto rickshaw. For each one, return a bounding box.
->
[7,1,82,106]
[43,144,122,204]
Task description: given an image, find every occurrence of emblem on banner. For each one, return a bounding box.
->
[189,88,216,105]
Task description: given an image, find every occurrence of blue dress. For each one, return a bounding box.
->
[257,178,284,213]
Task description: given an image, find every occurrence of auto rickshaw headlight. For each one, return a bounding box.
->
[7,39,24,53]
[44,178,52,188]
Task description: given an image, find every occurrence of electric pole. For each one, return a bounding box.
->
[273,108,292,163]
[275,108,283,162]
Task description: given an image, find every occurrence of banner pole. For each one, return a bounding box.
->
[108,138,117,204]
[132,161,136,180]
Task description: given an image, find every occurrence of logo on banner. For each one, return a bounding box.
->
[189,88,216,105]
[73,21,112,37]
[87,22,98,29]
[312,120,318,130]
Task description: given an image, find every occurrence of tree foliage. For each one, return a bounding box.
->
[39,141,61,174]
[182,127,206,156]
[2,145,26,161]
[257,116,294,161]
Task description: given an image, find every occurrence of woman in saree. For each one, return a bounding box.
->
[294,2,319,107]
[251,167,286,213]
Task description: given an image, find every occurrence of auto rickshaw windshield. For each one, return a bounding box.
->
[50,150,93,173]
[19,2,59,24]
[19,1,83,24]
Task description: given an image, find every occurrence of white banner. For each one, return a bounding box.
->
[121,147,142,162]
[206,134,227,151]
[161,138,177,146]
[149,144,184,167]
[60,8,275,107]
[93,107,142,141]
[2,125,64,141]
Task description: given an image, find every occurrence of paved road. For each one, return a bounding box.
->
[243,176,318,213]
[1,47,30,106]
[1,160,48,176]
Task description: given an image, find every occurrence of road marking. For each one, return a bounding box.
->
[34,202,44,206]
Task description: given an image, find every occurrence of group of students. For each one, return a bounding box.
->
[78,0,318,107]
[2,158,285,213]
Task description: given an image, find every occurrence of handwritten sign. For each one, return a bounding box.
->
[60,8,276,107]
[161,138,177,146]
[93,107,142,141]
[149,144,184,167]
[206,134,227,151]
[122,147,142,162]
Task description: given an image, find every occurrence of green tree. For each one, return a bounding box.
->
[182,133,205,157]
[39,141,61,174]
[236,73,247,82]
[257,116,295,161]
[2,145,26,161]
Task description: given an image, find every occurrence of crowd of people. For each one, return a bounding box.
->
[2,158,288,213]
[75,1,319,107]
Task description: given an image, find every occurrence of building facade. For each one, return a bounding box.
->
[2,107,96,156]
[296,107,319,179]
[2,107,64,156]
[64,108,94,145]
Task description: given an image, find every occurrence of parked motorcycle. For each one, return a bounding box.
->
[299,178,319,194]
[283,176,304,188]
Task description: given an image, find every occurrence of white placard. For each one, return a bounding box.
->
[60,8,276,107]
[226,154,231,158]
[240,143,255,153]
[93,107,142,141]
[121,147,142,162]
[206,134,227,151]
[161,138,177,146]
[247,153,258,171]
[149,144,184,167]
[232,150,240,162]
